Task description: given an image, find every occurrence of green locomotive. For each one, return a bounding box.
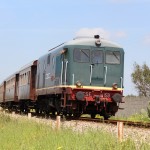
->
[35,35,124,119]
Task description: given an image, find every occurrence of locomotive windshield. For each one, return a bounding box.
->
[105,51,120,64]
[73,48,121,64]
[74,49,90,62]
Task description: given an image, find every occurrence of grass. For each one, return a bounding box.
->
[0,113,150,150]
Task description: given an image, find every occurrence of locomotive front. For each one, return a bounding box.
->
[61,35,124,119]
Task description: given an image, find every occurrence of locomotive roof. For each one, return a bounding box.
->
[48,36,123,53]
[65,37,123,49]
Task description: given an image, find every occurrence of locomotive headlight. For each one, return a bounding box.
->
[94,35,101,46]
[95,39,101,46]
[76,81,82,87]
[60,48,68,54]
[112,83,118,90]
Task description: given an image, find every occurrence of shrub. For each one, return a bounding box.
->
[147,101,150,118]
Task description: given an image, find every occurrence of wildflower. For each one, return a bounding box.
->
[57,146,63,150]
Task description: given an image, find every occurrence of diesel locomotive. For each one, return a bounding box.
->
[0,35,124,119]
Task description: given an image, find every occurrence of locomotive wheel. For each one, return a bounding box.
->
[91,113,96,119]
[68,113,72,117]
[73,113,81,118]
[103,113,110,120]
[100,111,110,120]
[35,108,39,114]
[52,111,56,116]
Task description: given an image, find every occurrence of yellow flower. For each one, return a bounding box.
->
[57,146,63,150]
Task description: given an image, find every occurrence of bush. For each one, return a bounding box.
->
[147,101,150,118]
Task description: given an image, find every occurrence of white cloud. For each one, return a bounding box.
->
[114,31,127,39]
[75,28,127,40]
[75,28,111,39]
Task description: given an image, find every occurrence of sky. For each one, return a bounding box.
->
[0,0,150,96]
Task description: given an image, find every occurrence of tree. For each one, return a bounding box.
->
[131,62,150,97]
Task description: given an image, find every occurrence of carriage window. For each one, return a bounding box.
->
[91,50,103,64]
[106,51,120,64]
[47,54,51,65]
[74,49,90,62]
[28,71,30,84]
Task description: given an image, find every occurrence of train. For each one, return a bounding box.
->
[0,35,124,119]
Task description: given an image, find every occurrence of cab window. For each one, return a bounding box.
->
[74,49,90,63]
[106,51,120,64]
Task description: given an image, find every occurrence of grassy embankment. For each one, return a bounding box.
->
[111,111,150,123]
[0,113,150,150]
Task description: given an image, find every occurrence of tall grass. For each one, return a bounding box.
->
[0,114,149,150]
[127,110,150,122]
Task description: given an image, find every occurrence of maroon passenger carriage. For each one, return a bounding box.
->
[0,60,37,112]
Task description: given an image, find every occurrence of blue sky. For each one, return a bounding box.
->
[0,0,150,95]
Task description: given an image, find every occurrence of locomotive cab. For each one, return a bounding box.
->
[61,36,124,118]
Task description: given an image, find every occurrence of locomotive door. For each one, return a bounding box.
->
[55,55,68,85]
[104,48,122,87]
[90,48,104,86]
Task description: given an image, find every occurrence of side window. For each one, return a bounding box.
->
[74,49,90,63]
[47,54,51,65]
[28,71,30,84]
[91,50,103,64]
[106,51,121,64]
[22,74,24,84]
[43,61,46,70]
[52,56,55,68]
[25,73,27,84]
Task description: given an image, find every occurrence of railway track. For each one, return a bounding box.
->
[78,117,150,128]
[1,109,150,128]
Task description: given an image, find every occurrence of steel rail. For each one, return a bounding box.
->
[78,117,150,128]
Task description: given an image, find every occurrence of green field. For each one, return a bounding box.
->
[0,113,150,150]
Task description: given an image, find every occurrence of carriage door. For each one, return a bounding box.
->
[43,61,46,88]
[90,48,104,86]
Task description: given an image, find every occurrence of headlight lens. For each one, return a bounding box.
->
[112,83,118,89]
[76,81,82,87]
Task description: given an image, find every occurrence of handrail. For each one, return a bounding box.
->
[60,61,63,85]
[72,74,74,85]
[120,77,123,89]
[90,65,93,85]
[104,66,107,86]
[64,60,68,85]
